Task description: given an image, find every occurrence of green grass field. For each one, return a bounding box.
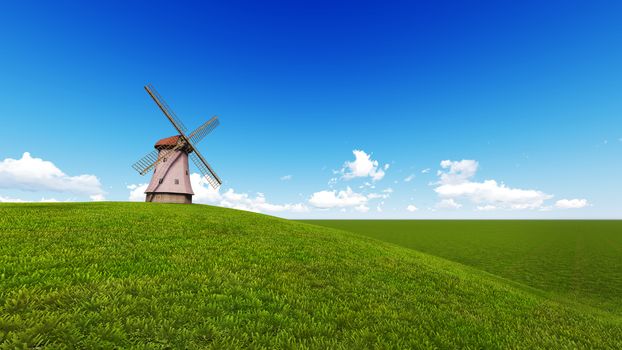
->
[1,203,621,348]
[303,220,622,316]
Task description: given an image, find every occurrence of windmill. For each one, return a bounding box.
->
[131,84,222,204]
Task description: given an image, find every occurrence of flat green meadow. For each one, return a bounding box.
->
[1,203,621,348]
[303,220,622,315]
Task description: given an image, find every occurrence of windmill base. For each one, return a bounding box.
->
[145,192,192,204]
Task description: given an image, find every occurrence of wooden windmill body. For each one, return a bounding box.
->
[144,136,194,204]
[132,85,222,204]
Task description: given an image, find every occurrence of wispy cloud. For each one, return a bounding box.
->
[436,198,462,209]
[555,198,589,209]
[308,187,368,209]
[433,160,553,210]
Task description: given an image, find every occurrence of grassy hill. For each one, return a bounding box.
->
[1,203,621,348]
[303,220,622,316]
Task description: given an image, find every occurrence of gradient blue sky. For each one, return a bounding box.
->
[0,1,620,218]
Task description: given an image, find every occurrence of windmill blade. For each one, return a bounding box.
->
[131,143,184,175]
[189,150,222,189]
[188,116,219,145]
[185,121,222,189]
[144,84,189,135]
[131,149,160,175]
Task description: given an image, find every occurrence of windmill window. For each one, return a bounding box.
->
[174,179,179,185]
[185,170,188,175]
[158,178,163,184]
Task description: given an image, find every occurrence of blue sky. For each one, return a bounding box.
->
[0,1,620,218]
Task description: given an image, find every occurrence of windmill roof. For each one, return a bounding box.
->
[154,135,181,148]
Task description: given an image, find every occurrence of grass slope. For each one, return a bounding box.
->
[0,203,620,349]
[303,220,622,316]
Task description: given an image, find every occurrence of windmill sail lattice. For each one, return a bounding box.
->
[131,84,222,204]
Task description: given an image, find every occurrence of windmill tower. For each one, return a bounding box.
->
[132,84,222,204]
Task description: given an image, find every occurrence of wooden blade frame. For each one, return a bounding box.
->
[137,84,222,189]
[189,151,222,189]
[145,84,188,135]
[132,141,184,175]
[188,116,219,145]
[132,117,218,175]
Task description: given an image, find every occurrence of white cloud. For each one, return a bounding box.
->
[127,173,308,214]
[421,168,431,174]
[191,174,228,203]
[434,159,552,210]
[476,205,497,211]
[358,182,375,189]
[39,197,61,203]
[404,174,415,182]
[0,195,62,203]
[438,160,479,185]
[341,150,387,182]
[555,198,588,209]
[280,175,292,181]
[0,152,105,200]
[367,188,392,200]
[308,186,367,209]
[406,204,418,212]
[89,194,106,202]
[354,204,370,213]
[435,180,552,210]
[127,183,149,202]
[219,190,309,213]
[0,195,26,202]
[436,198,462,209]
